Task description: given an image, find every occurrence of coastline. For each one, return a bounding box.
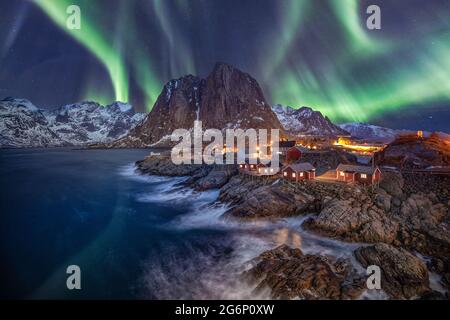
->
[135,154,450,300]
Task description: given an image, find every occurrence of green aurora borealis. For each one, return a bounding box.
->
[5,0,450,124]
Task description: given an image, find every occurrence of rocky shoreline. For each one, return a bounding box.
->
[136,154,450,300]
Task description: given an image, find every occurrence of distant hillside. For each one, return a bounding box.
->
[0,97,145,148]
[339,122,399,143]
[273,104,349,137]
[377,132,450,169]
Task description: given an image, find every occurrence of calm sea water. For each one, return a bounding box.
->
[0,148,373,300]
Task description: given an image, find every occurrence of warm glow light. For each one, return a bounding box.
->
[334,137,384,153]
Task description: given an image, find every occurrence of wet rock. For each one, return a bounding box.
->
[379,171,404,198]
[192,165,238,191]
[375,188,392,212]
[396,193,450,257]
[429,257,450,291]
[399,193,447,230]
[222,179,316,220]
[355,244,430,299]
[303,199,399,244]
[136,155,208,176]
[243,245,365,300]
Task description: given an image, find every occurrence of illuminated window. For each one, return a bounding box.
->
[240,165,243,168]
[283,172,287,177]
[264,169,268,174]
[258,168,261,173]
[300,172,304,177]
[361,174,367,179]
[340,172,345,177]
[251,165,254,169]
[292,173,296,178]
[270,168,274,173]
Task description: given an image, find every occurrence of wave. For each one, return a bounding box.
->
[138,234,273,300]
[118,163,186,184]
[123,163,389,300]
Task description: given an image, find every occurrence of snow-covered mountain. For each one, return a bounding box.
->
[0,97,146,148]
[0,98,62,147]
[272,104,349,136]
[338,122,400,143]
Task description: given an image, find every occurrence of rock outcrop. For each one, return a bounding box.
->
[136,155,207,177]
[244,245,365,300]
[303,198,399,244]
[190,165,238,191]
[355,244,430,299]
[220,176,318,220]
[377,133,450,169]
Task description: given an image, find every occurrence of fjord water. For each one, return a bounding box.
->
[0,149,369,299]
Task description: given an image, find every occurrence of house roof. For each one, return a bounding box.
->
[337,164,379,174]
[279,141,296,148]
[284,162,315,172]
[289,146,310,153]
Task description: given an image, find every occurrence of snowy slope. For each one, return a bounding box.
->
[0,97,146,148]
[339,122,399,142]
[272,104,348,136]
[0,97,63,148]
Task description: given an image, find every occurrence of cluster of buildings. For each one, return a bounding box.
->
[238,141,382,185]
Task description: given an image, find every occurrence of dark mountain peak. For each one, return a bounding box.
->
[208,62,256,88]
[201,63,282,130]
[161,74,204,105]
[212,61,239,73]
[164,74,201,87]
[112,62,284,147]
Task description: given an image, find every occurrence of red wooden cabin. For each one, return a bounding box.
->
[336,164,381,184]
[282,163,316,182]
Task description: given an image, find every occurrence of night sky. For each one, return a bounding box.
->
[1,0,449,131]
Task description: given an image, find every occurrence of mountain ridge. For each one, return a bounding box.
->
[0,97,145,148]
[272,104,349,137]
